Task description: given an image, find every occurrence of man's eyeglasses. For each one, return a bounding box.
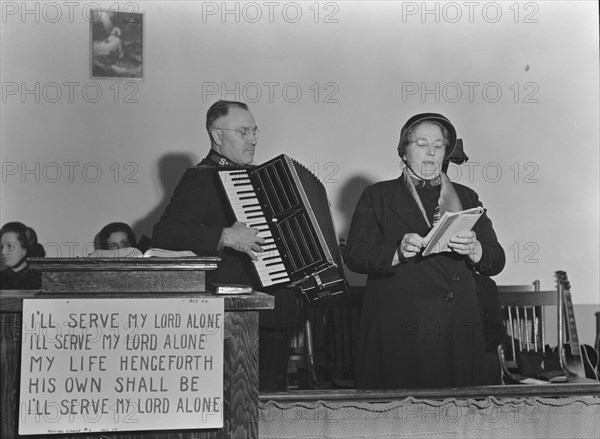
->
[411,139,445,150]
[216,127,260,140]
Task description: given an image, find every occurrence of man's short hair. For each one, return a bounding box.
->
[205,100,249,132]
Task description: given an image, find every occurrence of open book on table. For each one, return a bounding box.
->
[87,247,197,258]
[422,206,484,257]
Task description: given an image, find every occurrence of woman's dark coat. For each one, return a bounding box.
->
[345,177,505,389]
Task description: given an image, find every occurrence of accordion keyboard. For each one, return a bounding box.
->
[218,169,290,286]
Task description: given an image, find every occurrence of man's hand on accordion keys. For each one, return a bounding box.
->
[222,221,265,261]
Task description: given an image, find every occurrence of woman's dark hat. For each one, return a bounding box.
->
[399,113,458,159]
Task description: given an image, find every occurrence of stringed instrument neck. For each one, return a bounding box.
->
[555,270,599,379]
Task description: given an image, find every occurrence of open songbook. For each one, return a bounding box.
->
[87,247,197,258]
[422,206,484,257]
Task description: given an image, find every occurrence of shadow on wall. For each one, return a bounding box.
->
[336,174,375,287]
[132,152,198,245]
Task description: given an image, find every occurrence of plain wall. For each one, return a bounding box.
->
[1,2,598,341]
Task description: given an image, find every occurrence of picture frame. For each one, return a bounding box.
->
[90,9,143,79]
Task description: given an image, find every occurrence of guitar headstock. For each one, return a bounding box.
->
[555,270,571,292]
[554,270,589,374]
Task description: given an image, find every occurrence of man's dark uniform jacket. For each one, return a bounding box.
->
[153,150,257,288]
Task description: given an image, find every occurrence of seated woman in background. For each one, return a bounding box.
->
[0,222,45,289]
[96,222,137,250]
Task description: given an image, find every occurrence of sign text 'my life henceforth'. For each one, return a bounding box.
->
[19,297,224,435]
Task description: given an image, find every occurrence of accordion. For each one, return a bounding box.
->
[218,154,348,301]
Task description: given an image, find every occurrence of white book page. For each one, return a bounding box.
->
[422,207,484,256]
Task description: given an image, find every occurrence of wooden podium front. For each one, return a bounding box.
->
[30,256,222,292]
[1,257,274,439]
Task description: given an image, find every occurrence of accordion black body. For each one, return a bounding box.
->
[218,154,347,301]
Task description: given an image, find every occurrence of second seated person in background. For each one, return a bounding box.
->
[345,113,505,389]
[153,100,296,391]
[97,222,137,250]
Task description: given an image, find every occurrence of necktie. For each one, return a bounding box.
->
[433,205,441,225]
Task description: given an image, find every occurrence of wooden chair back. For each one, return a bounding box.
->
[497,280,561,378]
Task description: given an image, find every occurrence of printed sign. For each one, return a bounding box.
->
[19,297,224,435]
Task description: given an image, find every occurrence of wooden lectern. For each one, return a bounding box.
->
[31,256,221,292]
[1,257,274,438]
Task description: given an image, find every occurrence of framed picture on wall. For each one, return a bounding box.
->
[90,9,143,79]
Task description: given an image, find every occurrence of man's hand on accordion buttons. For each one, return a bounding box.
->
[222,221,265,261]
